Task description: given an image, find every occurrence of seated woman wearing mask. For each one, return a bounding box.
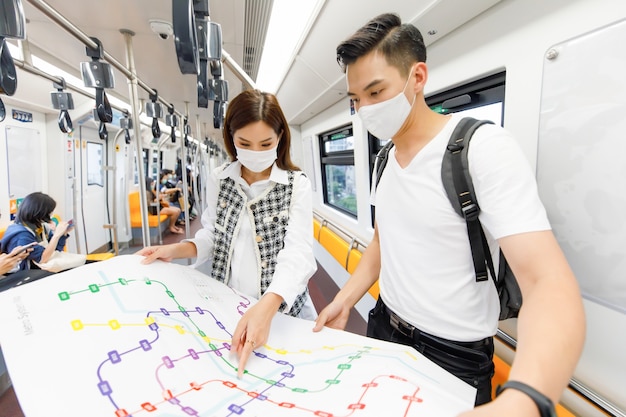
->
[137,89,317,378]
[0,192,73,276]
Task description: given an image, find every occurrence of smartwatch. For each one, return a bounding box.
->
[496,380,557,417]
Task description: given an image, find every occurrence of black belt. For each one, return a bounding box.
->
[383,302,491,351]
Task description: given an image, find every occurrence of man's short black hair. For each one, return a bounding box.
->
[336,13,426,75]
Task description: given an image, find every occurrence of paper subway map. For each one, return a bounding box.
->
[0,255,474,416]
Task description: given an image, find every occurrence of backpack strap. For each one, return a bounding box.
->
[374,140,395,187]
[441,117,494,282]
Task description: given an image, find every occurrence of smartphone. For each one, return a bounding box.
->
[67,219,74,227]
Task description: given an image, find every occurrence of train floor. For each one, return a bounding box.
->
[0,216,366,417]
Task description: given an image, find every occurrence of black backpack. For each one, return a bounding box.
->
[374,117,522,320]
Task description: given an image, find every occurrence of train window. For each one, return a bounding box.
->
[367,71,506,226]
[426,71,505,125]
[319,125,357,218]
[87,142,104,187]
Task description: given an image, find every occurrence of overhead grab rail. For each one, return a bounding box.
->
[146,90,163,143]
[120,109,132,144]
[26,0,186,121]
[166,105,178,143]
[80,37,113,140]
[13,57,167,136]
[50,77,74,133]
[26,0,255,118]
[0,0,26,122]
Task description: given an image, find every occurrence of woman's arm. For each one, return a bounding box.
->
[185,167,220,268]
[39,222,70,263]
[137,241,198,264]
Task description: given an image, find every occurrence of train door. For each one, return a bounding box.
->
[74,125,110,253]
[112,131,133,245]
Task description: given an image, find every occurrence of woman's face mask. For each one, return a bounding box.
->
[235,145,278,173]
[357,66,416,140]
[233,121,281,173]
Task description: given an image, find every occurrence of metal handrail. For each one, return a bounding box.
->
[313,210,367,250]
[27,0,257,115]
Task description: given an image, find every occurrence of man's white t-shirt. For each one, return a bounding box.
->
[372,114,550,341]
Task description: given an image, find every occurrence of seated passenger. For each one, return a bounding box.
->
[175,158,197,220]
[0,192,72,273]
[0,243,52,291]
[0,209,32,278]
[159,169,186,225]
[146,177,184,235]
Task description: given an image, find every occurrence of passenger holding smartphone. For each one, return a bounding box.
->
[0,192,72,272]
[0,244,34,277]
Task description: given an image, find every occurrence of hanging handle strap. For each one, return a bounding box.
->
[151,117,161,139]
[99,121,108,140]
[96,88,113,123]
[58,110,73,133]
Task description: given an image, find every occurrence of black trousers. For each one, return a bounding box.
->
[367,297,494,406]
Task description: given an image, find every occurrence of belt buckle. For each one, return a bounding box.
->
[389,311,415,339]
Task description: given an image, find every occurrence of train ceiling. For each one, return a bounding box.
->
[3,0,501,142]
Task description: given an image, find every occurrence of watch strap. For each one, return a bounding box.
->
[496,380,557,417]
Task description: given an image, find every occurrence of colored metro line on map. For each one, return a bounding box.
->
[0,255,475,416]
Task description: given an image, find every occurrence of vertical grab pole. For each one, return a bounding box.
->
[182,103,191,241]
[184,102,191,265]
[105,129,125,256]
[121,29,150,247]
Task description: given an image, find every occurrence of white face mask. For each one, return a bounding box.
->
[235,145,278,173]
[357,67,416,139]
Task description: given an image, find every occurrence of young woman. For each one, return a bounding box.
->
[158,169,187,225]
[0,192,72,272]
[145,176,184,235]
[138,89,317,378]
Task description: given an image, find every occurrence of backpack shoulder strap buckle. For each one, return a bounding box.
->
[461,202,480,221]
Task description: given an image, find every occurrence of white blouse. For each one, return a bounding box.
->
[188,161,318,320]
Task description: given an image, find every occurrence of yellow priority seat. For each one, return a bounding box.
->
[128,191,168,228]
[314,218,379,299]
[86,253,115,261]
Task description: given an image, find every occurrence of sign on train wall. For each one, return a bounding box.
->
[5,125,43,206]
[536,17,626,412]
[537,18,626,315]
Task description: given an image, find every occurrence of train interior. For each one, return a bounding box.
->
[1,0,626,416]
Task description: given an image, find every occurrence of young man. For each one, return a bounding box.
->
[313,13,585,416]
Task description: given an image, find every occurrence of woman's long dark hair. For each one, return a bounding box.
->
[15,192,56,228]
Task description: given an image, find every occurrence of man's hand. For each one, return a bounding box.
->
[312,299,351,332]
